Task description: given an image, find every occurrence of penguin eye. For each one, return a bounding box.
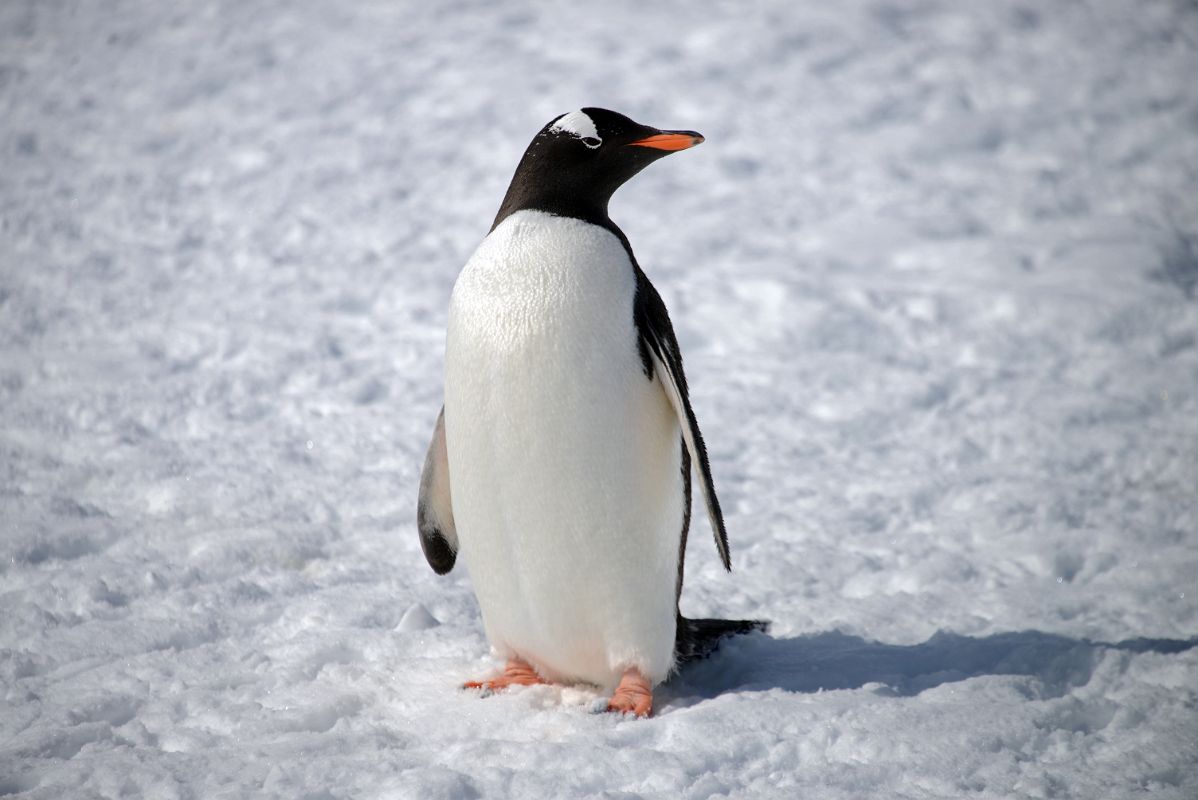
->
[581,136,602,149]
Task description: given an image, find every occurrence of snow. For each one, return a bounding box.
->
[549,110,603,147]
[1,0,1196,798]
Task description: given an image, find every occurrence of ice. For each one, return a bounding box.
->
[2,0,1197,798]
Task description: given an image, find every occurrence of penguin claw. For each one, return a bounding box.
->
[606,668,653,718]
[463,659,548,693]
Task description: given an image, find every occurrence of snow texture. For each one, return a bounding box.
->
[1,0,1196,798]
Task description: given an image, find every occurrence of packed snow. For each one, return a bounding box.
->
[2,0,1197,798]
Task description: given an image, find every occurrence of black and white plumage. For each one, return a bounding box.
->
[417,108,764,691]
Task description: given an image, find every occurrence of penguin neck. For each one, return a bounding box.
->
[491,183,614,233]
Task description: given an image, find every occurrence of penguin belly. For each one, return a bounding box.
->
[444,210,684,690]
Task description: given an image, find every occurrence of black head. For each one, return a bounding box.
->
[491,107,704,231]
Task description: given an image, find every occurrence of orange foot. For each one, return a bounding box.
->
[607,668,653,718]
[464,658,549,692]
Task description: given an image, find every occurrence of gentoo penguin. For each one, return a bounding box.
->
[417,108,764,717]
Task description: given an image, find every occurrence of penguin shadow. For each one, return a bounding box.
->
[659,629,1197,707]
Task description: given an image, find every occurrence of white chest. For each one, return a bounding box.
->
[441,210,683,688]
[447,210,637,369]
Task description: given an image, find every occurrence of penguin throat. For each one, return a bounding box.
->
[491,175,615,232]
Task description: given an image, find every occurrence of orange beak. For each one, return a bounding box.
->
[627,132,705,151]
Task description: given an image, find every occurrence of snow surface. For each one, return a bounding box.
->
[2,0,1197,798]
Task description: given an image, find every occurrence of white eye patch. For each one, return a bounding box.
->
[550,110,602,148]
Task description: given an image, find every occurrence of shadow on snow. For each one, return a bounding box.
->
[663,629,1197,703]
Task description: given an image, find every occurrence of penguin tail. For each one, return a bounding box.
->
[674,615,769,665]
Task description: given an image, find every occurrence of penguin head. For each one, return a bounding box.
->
[492,108,703,230]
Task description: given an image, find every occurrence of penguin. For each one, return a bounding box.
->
[416,108,764,717]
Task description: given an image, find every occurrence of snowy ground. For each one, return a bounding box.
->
[3,0,1198,797]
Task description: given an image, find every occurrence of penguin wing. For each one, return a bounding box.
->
[633,267,732,571]
[417,406,458,574]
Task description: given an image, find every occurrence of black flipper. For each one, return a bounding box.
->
[615,239,767,662]
[632,264,731,570]
[629,261,769,664]
[675,616,770,664]
[417,406,458,575]
[675,440,692,606]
